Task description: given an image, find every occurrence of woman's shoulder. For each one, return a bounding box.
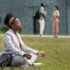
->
[4,29,14,38]
[56,10,59,13]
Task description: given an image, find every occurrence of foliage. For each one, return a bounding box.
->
[0,25,9,34]
[0,25,23,34]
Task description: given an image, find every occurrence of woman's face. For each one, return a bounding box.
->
[11,18,22,30]
[54,7,57,10]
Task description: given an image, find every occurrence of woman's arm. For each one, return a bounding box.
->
[21,42,38,55]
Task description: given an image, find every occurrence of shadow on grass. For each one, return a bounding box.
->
[0,67,24,70]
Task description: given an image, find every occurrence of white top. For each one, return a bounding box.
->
[53,10,59,17]
[39,7,47,20]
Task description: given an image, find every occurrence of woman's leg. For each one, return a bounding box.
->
[55,19,59,37]
[11,53,37,66]
[25,53,41,66]
[39,20,45,36]
[53,21,56,37]
[26,53,37,65]
[11,55,27,66]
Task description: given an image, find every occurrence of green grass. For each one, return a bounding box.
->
[0,36,70,70]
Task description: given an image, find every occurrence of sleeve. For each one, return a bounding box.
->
[3,34,25,56]
[39,7,44,14]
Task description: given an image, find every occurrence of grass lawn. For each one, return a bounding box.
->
[0,36,70,70]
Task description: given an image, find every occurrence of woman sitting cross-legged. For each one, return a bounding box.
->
[1,13,45,68]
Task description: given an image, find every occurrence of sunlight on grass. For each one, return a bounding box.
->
[0,36,70,70]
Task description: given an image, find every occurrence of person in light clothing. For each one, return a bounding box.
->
[39,3,47,37]
[52,5,59,37]
[1,13,45,67]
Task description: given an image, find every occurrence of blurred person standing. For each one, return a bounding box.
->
[39,3,47,37]
[52,5,60,38]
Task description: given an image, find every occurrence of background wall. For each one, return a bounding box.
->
[67,0,70,34]
[0,0,67,34]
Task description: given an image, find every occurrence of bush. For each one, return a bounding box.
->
[0,25,9,34]
[0,25,23,34]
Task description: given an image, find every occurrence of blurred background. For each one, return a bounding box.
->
[0,0,69,35]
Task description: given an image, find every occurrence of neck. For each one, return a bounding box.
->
[12,28,17,34]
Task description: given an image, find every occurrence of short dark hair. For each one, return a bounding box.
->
[41,3,45,7]
[4,13,14,28]
[54,5,59,10]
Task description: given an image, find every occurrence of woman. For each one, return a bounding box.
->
[1,13,45,67]
[52,5,59,38]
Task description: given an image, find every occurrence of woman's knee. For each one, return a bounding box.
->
[11,55,26,66]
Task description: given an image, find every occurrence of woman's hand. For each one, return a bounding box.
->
[24,53,32,59]
[37,51,46,57]
[52,14,55,17]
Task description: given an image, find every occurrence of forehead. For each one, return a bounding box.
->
[14,18,19,22]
